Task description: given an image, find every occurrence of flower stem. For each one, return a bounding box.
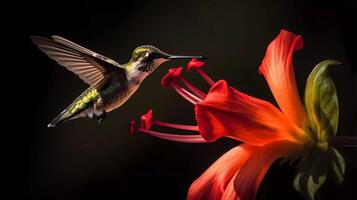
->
[330,136,357,147]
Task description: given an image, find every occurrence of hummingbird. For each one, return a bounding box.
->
[31,35,206,127]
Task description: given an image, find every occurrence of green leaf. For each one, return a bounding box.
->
[294,171,326,200]
[304,60,340,143]
[328,147,345,184]
[293,148,328,200]
[293,146,346,200]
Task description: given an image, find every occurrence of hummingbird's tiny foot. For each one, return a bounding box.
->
[95,111,106,123]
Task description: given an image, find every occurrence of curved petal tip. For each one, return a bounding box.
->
[187,58,205,71]
[161,67,183,87]
[141,109,153,129]
[258,29,307,127]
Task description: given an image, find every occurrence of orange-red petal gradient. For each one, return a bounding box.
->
[258,30,307,127]
[195,80,298,146]
[187,144,257,200]
[232,140,301,200]
[188,141,301,200]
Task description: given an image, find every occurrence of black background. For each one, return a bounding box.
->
[27,0,356,199]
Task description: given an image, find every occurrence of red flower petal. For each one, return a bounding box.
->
[141,109,153,129]
[161,67,183,87]
[187,143,257,200]
[232,140,301,200]
[195,80,301,146]
[188,140,300,200]
[187,59,205,71]
[259,30,307,127]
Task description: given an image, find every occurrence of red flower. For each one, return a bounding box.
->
[130,30,350,200]
[161,67,183,88]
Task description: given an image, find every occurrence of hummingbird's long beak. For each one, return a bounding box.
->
[167,55,207,60]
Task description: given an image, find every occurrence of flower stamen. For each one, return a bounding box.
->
[130,109,207,143]
[152,120,199,131]
[186,59,215,86]
[171,81,202,104]
[195,68,215,86]
[177,76,207,99]
[137,128,207,143]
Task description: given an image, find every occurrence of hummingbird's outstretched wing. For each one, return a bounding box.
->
[31,36,126,88]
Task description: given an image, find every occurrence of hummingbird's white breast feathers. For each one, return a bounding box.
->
[125,62,148,81]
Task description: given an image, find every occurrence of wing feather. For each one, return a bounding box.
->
[52,35,122,67]
[31,36,126,88]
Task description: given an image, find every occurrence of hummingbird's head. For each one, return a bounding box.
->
[130,45,171,74]
[127,45,206,78]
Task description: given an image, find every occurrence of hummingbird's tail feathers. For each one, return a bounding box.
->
[47,109,76,127]
[47,106,101,127]
[47,87,100,127]
[47,122,56,128]
[47,118,63,127]
[47,108,88,127]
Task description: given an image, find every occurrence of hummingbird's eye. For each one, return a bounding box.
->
[143,52,150,58]
[143,52,158,61]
